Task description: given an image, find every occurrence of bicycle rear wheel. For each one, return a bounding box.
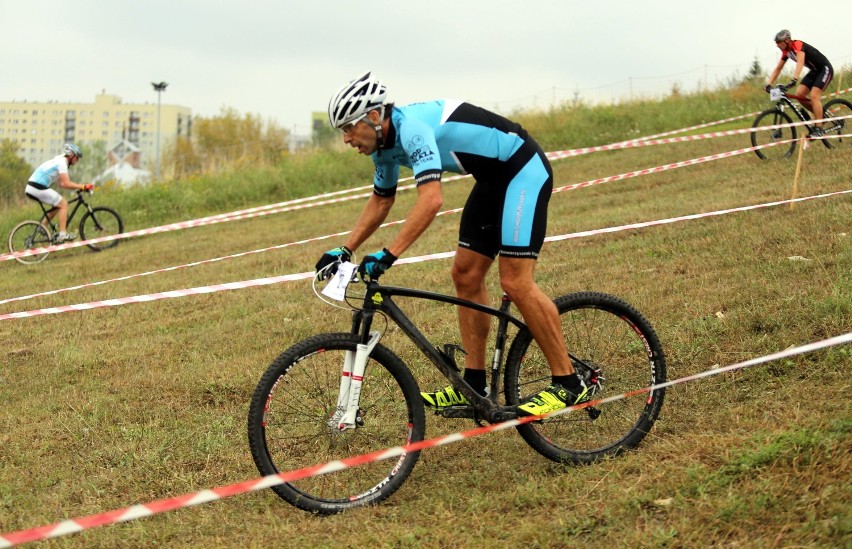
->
[247,332,425,514]
[8,221,53,264]
[823,98,852,149]
[504,292,666,464]
[751,108,797,160]
[79,206,123,250]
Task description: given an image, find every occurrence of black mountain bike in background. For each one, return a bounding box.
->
[8,189,124,264]
[751,85,852,160]
[247,268,666,514]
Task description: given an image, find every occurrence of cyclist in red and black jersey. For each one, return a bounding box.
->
[766,29,834,137]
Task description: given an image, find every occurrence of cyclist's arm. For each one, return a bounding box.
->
[767,59,786,85]
[386,180,443,258]
[344,193,395,252]
[55,172,86,191]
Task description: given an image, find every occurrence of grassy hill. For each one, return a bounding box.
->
[0,83,850,547]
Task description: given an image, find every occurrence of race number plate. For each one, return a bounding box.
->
[321,261,358,301]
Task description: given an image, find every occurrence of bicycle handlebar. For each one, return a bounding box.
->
[765,86,809,102]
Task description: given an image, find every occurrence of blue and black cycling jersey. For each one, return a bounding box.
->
[372,100,553,259]
[372,99,532,195]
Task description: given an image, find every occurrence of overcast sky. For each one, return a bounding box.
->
[3,1,850,135]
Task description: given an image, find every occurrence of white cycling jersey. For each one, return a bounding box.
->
[28,155,69,188]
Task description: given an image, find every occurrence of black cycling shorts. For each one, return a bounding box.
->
[457,138,553,260]
[802,66,833,90]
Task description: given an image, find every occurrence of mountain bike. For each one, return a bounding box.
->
[247,264,666,514]
[751,84,852,160]
[8,188,124,264]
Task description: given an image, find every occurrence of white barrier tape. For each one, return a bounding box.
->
[0,190,366,262]
[0,209,463,307]
[553,137,792,193]
[547,114,852,160]
[0,232,348,306]
[3,188,849,322]
[0,273,314,320]
[4,131,847,306]
[625,112,760,143]
[6,103,844,263]
[545,189,852,242]
[1,331,848,547]
[0,128,808,264]
[0,174,479,263]
[623,86,852,143]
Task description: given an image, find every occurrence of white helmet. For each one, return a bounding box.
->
[328,71,388,129]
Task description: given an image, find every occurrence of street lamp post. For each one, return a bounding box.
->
[151,81,168,180]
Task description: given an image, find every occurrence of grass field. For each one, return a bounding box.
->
[0,95,850,547]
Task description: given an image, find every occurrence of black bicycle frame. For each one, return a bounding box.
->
[350,281,527,423]
[34,191,90,229]
[776,94,810,123]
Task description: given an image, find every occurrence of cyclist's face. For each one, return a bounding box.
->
[776,39,789,52]
[341,114,379,155]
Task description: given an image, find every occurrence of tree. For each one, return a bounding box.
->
[164,136,202,179]
[0,139,33,207]
[163,107,290,177]
[747,55,764,82]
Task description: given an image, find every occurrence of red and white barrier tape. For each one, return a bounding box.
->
[622,85,852,143]
[0,130,812,265]
[7,103,847,262]
[546,114,852,160]
[0,209,462,307]
[0,174,476,262]
[551,136,794,193]
[3,188,849,322]
[3,133,847,306]
[0,190,367,262]
[1,331,848,547]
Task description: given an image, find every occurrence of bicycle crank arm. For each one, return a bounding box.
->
[435,406,477,419]
[436,404,518,424]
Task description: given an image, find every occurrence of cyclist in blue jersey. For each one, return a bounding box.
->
[766,29,834,137]
[25,144,93,242]
[315,71,590,417]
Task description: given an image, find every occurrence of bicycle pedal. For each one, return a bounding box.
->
[585,407,602,420]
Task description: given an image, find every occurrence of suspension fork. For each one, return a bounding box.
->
[329,309,382,430]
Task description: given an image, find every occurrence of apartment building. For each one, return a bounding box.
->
[0,91,192,167]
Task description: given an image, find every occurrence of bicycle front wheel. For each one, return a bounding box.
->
[823,98,852,149]
[751,108,797,160]
[504,292,666,464]
[8,221,53,264]
[247,333,426,514]
[79,206,123,251]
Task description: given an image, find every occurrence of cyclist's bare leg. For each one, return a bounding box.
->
[497,255,574,376]
[451,247,494,371]
[54,198,69,233]
[809,86,825,128]
[795,85,826,131]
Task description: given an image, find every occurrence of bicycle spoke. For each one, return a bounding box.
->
[823,99,852,149]
[8,221,52,264]
[751,108,797,160]
[248,334,424,513]
[505,292,665,463]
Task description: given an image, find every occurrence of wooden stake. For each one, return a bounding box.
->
[790,138,806,210]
